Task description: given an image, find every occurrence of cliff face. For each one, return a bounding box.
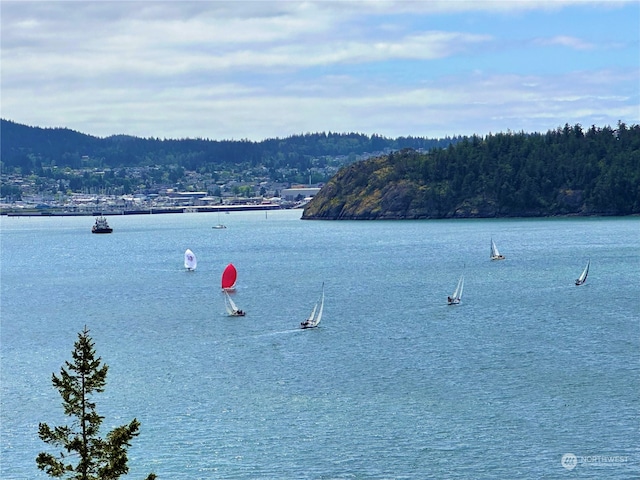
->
[302,156,502,220]
[302,125,640,220]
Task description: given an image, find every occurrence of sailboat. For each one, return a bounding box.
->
[490,238,505,260]
[184,249,197,271]
[575,259,590,286]
[213,210,227,229]
[221,263,237,290]
[447,275,464,305]
[223,290,245,316]
[300,283,324,329]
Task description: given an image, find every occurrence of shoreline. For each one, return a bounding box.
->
[2,204,284,217]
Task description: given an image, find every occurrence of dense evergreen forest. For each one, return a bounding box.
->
[0,119,457,176]
[302,122,640,219]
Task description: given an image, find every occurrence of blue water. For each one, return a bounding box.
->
[1,211,639,479]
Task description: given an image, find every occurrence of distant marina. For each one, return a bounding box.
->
[3,203,284,217]
[1,185,318,217]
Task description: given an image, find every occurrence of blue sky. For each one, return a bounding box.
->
[1,1,638,141]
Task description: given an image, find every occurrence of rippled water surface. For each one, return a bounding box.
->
[1,211,638,479]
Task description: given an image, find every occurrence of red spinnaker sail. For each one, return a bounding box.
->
[221,263,237,289]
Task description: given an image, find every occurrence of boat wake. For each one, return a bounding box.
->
[251,329,303,338]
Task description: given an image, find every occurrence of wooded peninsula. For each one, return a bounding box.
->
[302,122,640,220]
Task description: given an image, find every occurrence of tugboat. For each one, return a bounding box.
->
[91,216,113,234]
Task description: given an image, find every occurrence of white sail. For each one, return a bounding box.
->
[490,239,505,260]
[453,275,464,300]
[224,290,237,315]
[314,285,325,327]
[184,249,197,270]
[307,304,318,325]
[576,259,590,285]
[224,290,244,316]
[449,275,464,304]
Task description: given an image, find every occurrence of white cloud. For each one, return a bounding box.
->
[6,67,633,140]
[1,0,637,140]
[533,35,595,50]
[316,0,636,15]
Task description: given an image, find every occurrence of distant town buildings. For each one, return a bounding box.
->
[0,171,319,214]
[280,186,321,202]
[0,146,394,214]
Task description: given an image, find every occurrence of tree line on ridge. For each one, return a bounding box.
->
[302,122,640,219]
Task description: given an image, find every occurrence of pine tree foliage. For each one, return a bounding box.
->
[1,118,457,173]
[36,326,156,480]
[303,122,640,219]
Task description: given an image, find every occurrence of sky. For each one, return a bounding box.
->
[1,1,639,141]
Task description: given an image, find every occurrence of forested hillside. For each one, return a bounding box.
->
[0,119,457,178]
[302,123,640,219]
